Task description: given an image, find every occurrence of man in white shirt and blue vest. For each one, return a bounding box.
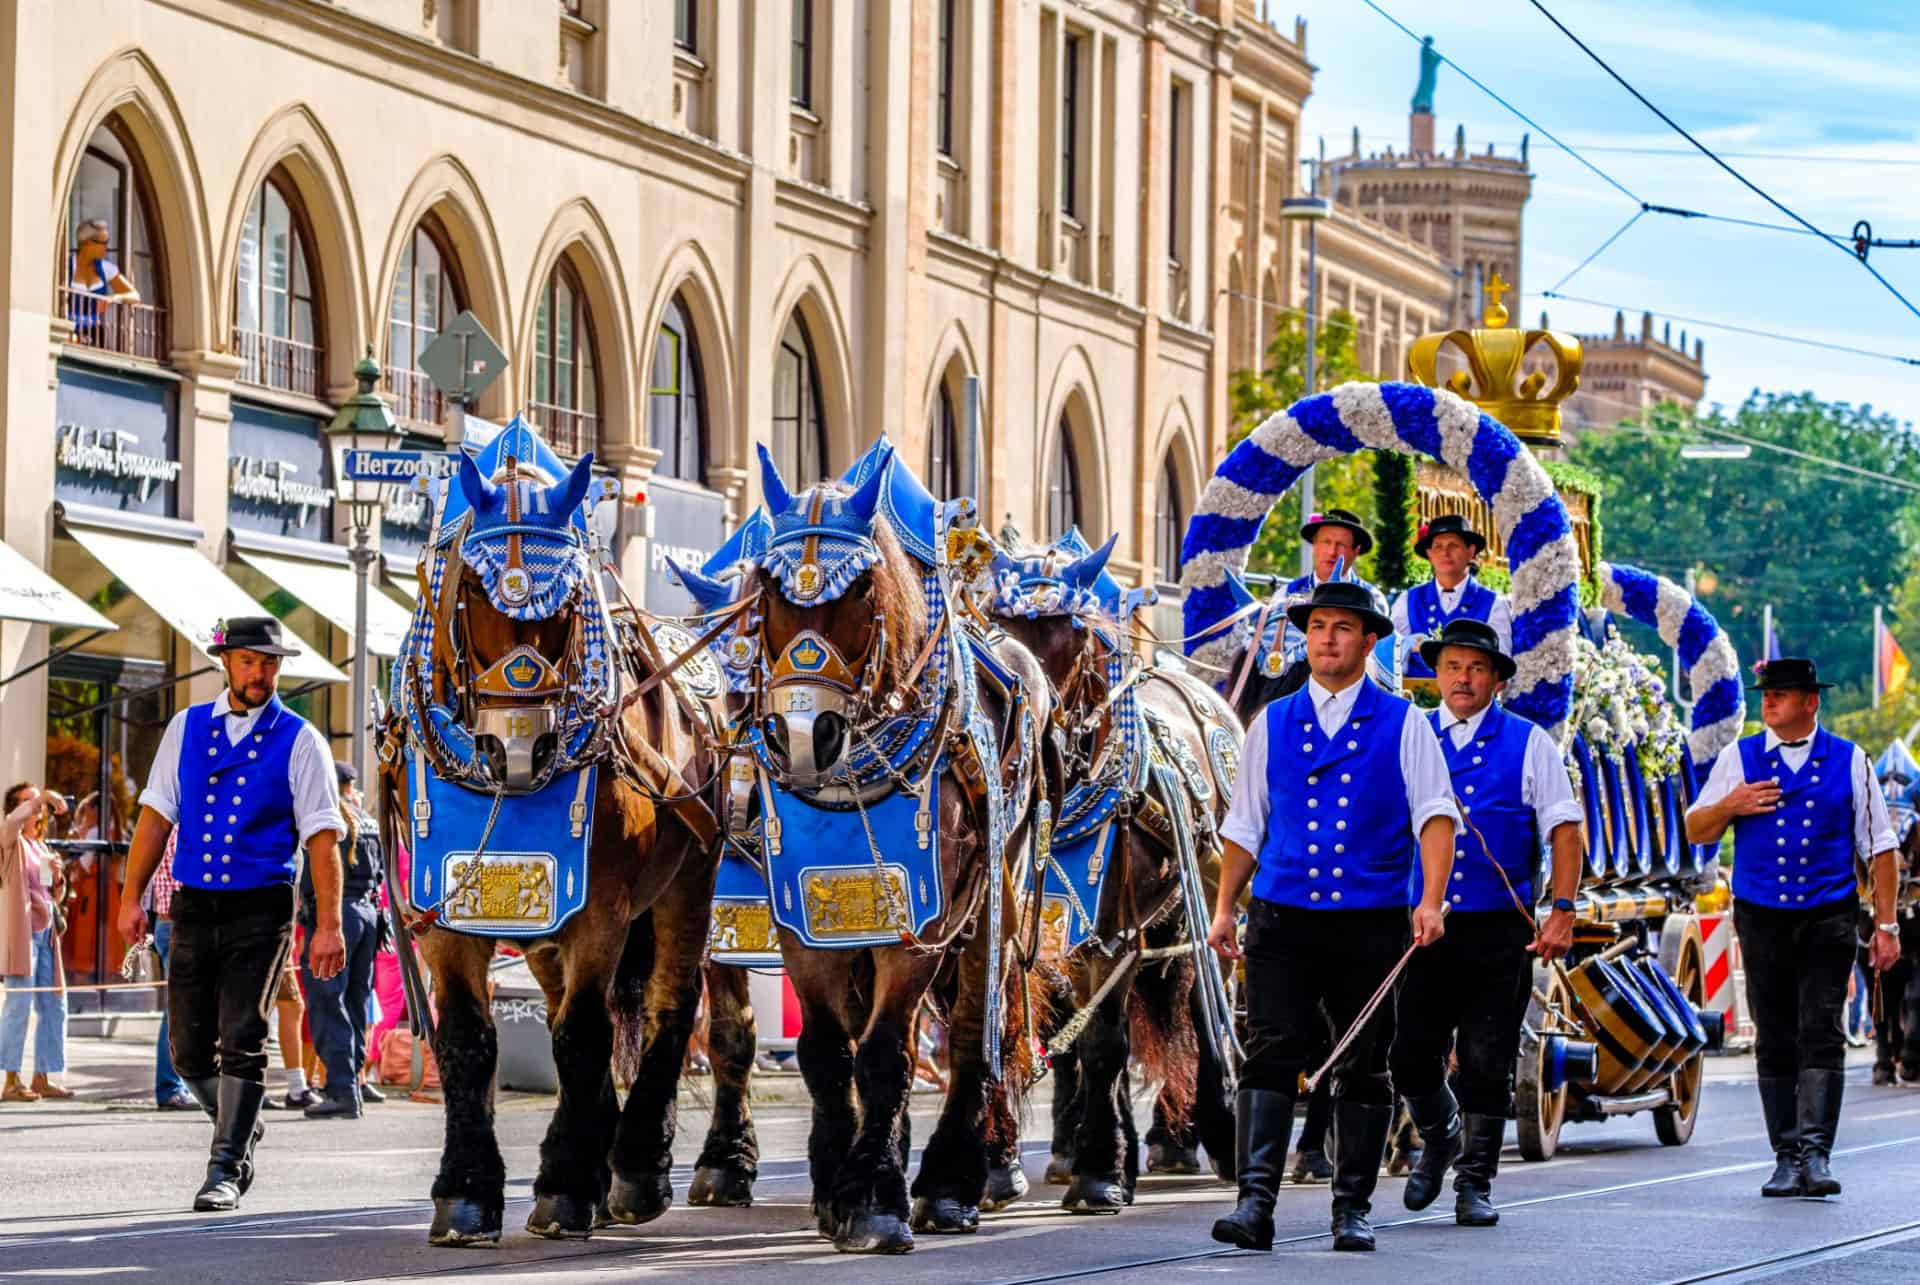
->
[1388,619,1583,1226]
[118,616,346,1212]
[1207,580,1458,1253]
[1390,515,1512,684]
[1686,657,1901,1200]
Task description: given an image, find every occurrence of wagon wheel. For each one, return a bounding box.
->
[1516,965,1572,1162]
[1654,923,1706,1147]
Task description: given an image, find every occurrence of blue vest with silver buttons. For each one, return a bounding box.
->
[1401,577,1498,681]
[170,696,305,891]
[1731,727,1856,911]
[1422,704,1537,911]
[1253,680,1415,909]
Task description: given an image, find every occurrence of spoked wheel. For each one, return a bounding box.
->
[1655,925,1706,1147]
[1516,965,1572,1162]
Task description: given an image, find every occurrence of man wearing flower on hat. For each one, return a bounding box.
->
[1687,657,1901,1201]
[1388,619,1583,1228]
[1206,580,1458,1254]
[1391,514,1512,685]
[115,616,345,1213]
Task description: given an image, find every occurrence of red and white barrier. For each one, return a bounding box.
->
[1699,911,1756,1049]
[747,968,804,1051]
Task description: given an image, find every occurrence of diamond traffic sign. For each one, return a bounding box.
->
[417,310,507,406]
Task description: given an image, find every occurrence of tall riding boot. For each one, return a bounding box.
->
[1400,1085,1461,1211]
[183,1075,220,1121]
[1329,1100,1392,1252]
[1452,1113,1505,1226]
[1290,1081,1334,1183]
[194,1077,267,1212]
[1756,1076,1804,1197]
[1210,1089,1293,1251]
[1798,1068,1844,1197]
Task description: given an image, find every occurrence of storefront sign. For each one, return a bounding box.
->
[228,401,334,542]
[643,478,728,615]
[54,362,180,515]
[230,457,334,523]
[55,425,180,501]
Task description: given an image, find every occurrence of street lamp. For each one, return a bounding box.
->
[1282,158,1332,579]
[325,348,400,791]
[1679,441,1751,461]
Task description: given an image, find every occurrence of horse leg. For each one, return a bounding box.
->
[837,949,935,1253]
[1039,963,1082,1185]
[689,961,759,1207]
[788,953,859,1240]
[525,905,626,1239]
[1062,956,1132,1214]
[981,1077,1029,1211]
[421,933,506,1247]
[1190,969,1238,1182]
[910,916,1000,1236]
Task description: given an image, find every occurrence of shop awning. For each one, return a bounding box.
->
[61,521,344,685]
[232,546,413,659]
[0,537,116,631]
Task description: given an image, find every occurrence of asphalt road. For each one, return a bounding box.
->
[5,1054,1919,1284]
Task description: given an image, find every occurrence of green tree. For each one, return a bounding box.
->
[1572,393,1920,716]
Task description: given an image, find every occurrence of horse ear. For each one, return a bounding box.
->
[1063,532,1118,590]
[1224,569,1260,611]
[757,442,795,513]
[546,452,595,519]
[845,443,891,522]
[666,556,735,613]
[456,451,495,514]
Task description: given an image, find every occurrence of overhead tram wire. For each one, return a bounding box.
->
[1525,0,1920,325]
[1534,290,1920,368]
[1548,208,1647,294]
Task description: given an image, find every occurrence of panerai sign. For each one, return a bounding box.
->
[229,455,335,524]
[56,424,182,501]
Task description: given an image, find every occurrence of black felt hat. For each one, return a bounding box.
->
[1415,513,1487,558]
[1284,580,1393,639]
[1750,657,1832,691]
[1419,617,1516,681]
[207,615,301,658]
[1299,507,1374,556]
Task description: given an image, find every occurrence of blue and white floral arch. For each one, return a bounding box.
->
[1597,562,1743,762]
[1179,381,1582,737]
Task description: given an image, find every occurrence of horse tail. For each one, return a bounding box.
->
[610,911,656,1086]
[1128,964,1198,1125]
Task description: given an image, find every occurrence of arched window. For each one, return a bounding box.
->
[385,217,468,426]
[64,120,165,361]
[233,171,322,397]
[650,292,707,484]
[1154,453,1185,585]
[530,257,600,459]
[928,380,961,499]
[1046,412,1082,538]
[773,313,826,484]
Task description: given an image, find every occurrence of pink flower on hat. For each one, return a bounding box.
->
[1307,512,1324,524]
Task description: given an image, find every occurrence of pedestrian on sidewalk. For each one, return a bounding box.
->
[298,762,382,1119]
[148,831,197,1110]
[2,784,72,1103]
[261,945,315,1110]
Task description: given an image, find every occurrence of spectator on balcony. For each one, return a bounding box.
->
[67,219,141,344]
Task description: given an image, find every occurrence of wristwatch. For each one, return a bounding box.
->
[1552,897,1576,913]
[1877,921,1902,939]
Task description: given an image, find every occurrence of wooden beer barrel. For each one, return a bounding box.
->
[1637,957,1708,1057]
[1564,955,1664,1094]
[1615,958,1690,1092]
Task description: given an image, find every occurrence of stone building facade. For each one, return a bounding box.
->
[1555,310,1709,431]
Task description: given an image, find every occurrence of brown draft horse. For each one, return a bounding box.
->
[988,541,1240,1211]
[378,449,722,1245]
[750,449,1053,1252]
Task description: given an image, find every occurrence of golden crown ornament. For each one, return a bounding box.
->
[1405,272,1583,447]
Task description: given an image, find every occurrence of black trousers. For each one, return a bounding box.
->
[1242,899,1408,1105]
[1734,898,1855,1079]
[167,885,296,1084]
[1388,910,1534,1115]
[302,897,378,1100]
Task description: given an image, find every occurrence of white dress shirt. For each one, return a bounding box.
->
[1434,704,1585,835]
[1221,677,1460,852]
[1390,578,1514,654]
[1689,722,1896,861]
[138,691,345,846]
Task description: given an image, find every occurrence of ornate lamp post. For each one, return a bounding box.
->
[325,349,400,787]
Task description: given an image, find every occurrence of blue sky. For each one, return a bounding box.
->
[1288,0,1920,428]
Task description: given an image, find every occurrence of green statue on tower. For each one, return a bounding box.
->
[1412,35,1439,113]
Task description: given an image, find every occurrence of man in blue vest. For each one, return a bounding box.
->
[1390,515,1512,684]
[118,616,346,1212]
[1207,580,1458,1253]
[1388,619,1583,1225]
[1686,657,1901,1199]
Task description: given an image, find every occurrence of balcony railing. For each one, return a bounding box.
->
[526,401,598,459]
[233,328,323,398]
[384,365,447,428]
[61,288,168,362]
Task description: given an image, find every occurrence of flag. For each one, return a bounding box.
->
[1878,616,1910,705]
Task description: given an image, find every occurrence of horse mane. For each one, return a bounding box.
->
[809,480,928,696]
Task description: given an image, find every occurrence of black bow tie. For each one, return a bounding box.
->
[225,707,255,720]
[1779,737,1810,749]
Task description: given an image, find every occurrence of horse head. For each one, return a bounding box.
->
[985,529,1145,698]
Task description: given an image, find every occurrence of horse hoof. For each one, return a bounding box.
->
[836,1210,915,1253]
[1044,1154,1075,1185]
[1061,1175,1128,1215]
[428,1197,502,1247]
[981,1163,1029,1211]
[910,1196,980,1234]
[526,1193,595,1240]
[606,1173,673,1225]
[1146,1143,1202,1175]
[688,1164,755,1208]
[812,1201,839,1240]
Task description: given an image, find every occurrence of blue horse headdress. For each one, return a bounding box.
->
[455,448,597,620]
[987,527,1156,631]
[755,441,891,605]
[666,506,774,615]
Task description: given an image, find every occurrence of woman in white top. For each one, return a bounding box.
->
[1,783,71,1102]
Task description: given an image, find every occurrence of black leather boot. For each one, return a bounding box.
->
[1757,1076,1804,1197]
[1798,1068,1844,1197]
[1210,1089,1292,1251]
[1400,1085,1461,1211]
[184,1075,219,1120]
[194,1077,266,1212]
[1452,1113,1504,1226]
[1329,1101,1392,1252]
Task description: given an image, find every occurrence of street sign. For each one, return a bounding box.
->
[342,449,455,484]
[418,310,508,406]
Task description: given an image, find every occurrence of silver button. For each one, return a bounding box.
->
[1309,844,1320,855]
[1778,857,1787,865]
[1341,774,1351,784]
[1310,892,1321,902]
[1473,756,1482,764]
[203,873,213,883]
[232,798,242,806]
[1451,894,1462,903]
[1334,844,1346,854]
[1302,722,1312,732]
[1797,895,1805,902]
[1336,820,1347,830]
[254,734,263,743]
[208,748,218,757]
[248,751,258,759]
[205,794,215,804]
[1466,785,1475,795]
[1331,891,1342,902]
[202,854,211,864]
[1332,868,1343,878]
[228,815,236,823]
[1777,838,1786,846]
[1780,894,1788,902]
[220,873,230,884]
[1309,821,1320,831]
[204,813,213,823]
[1348,740,1358,749]
[1338,797,1349,807]
[1309,775,1320,785]
[1303,743,1314,753]
[1309,799,1320,809]
[237,777,246,786]
[225,835,233,843]
[1777,818,1786,828]
[1455,871,1464,881]
[1309,868,1320,878]
[201,834,210,842]
[221,855,230,864]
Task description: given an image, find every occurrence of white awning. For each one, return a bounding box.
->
[232,547,413,659]
[62,524,345,685]
[0,537,117,631]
